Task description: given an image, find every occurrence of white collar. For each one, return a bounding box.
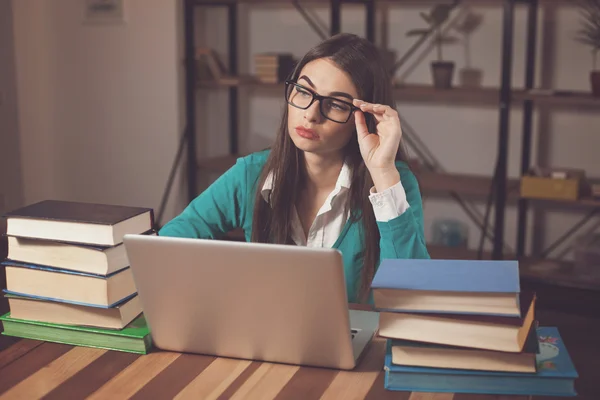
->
[261,160,352,204]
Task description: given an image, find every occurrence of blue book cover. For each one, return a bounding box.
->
[372,259,519,293]
[1,260,129,278]
[2,260,136,308]
[2,290,137,309]
[384,326,578,397]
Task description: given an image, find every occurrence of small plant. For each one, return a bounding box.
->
[406,4,459,62]
[575,0,600,70]
[405,3,459,88]
[453,7,483,68]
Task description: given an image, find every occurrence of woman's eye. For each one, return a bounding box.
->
[330,102,350,111]
[297,88,312,97]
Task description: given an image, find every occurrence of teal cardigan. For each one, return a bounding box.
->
[158,150,430,302]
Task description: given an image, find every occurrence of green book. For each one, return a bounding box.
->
[0,312,152,354]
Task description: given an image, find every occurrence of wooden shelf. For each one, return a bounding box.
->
[520,258,600,292]
[394,84,501,104]
[196,154,507,200]
[416,170,520,200]
[197,79,502,104]
[197,79,600,107]
[197,78,280,89]
[428,244,493,260]
[197,155,600,209]
[523,195,600,209]
[518,90,600,107]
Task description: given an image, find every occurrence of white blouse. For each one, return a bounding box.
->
[260,161,410,247]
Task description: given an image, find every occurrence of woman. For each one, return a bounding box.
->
[159,33,430,303]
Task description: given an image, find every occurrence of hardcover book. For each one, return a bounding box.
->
[383,326,578,397]
[378,292,536,353]
[3,200,154,246]
[371,259,521,316]
[0,312,152,354]
[2,260,137,308]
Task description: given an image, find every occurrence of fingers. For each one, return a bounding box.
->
[353,99,398,120]
[353,109,370,140]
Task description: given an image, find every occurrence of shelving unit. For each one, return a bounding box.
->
[182,0,600,291]
[506,0,600,291]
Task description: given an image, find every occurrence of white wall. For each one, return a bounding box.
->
[11,0,186,225]
[196,2,600,257]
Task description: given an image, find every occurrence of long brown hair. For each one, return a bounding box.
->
[251,33,409,302]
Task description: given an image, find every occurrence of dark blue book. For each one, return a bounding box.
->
[384,326,578,397]
[371,259,520,316]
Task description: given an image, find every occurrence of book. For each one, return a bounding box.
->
[372,259,520,316]
[390,322,539,373]
[0,312,152,354]
[378,292,536,353]
[3,200,154,246]
[5,293,142,330]
[253,53,296,83]
[6,236,129,276]
[253,52,294,65]
[383,327,578,397]
[3,260,137,308]
[5,229,156,276]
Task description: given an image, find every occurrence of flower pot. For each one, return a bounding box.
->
[459,67,483,88]
[591,71,600,97]
[431,61,455,89]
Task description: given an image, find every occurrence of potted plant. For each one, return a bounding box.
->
[407,4,459,89]
[453,7,484,88]
[575,0,600,96]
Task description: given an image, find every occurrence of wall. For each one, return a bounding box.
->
[11,0,186,225]
[0,0,24,216]
[196,2,600,257]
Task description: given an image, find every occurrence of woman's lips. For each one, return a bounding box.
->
[295,126,319,140]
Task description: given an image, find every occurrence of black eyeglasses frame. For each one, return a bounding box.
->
[284,80,360,124]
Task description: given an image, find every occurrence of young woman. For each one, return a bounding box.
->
[159,33,430,303]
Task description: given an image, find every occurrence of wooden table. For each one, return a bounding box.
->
[0,336,531,400]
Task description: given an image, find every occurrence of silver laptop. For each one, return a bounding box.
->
[123,234,379,370]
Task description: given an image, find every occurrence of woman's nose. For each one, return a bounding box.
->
[304,100,322,122]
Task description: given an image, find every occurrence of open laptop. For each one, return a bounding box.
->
[122,234,379,370]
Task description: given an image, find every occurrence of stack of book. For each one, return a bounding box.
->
[254,53,296,84]
[0,200,154,354]
[372,258,578,397]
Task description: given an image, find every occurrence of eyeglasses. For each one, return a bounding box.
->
[284,80,359,124]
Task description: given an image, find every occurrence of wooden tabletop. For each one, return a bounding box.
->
[0,336,531,400]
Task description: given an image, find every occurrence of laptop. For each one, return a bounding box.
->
[122,234,379,370]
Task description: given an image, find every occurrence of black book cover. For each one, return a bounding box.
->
[3,200,153,226]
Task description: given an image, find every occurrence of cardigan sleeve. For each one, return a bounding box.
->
[158,157,247,239]
[376,162,430,261]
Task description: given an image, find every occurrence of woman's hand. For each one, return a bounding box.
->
[353,99,402,192]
